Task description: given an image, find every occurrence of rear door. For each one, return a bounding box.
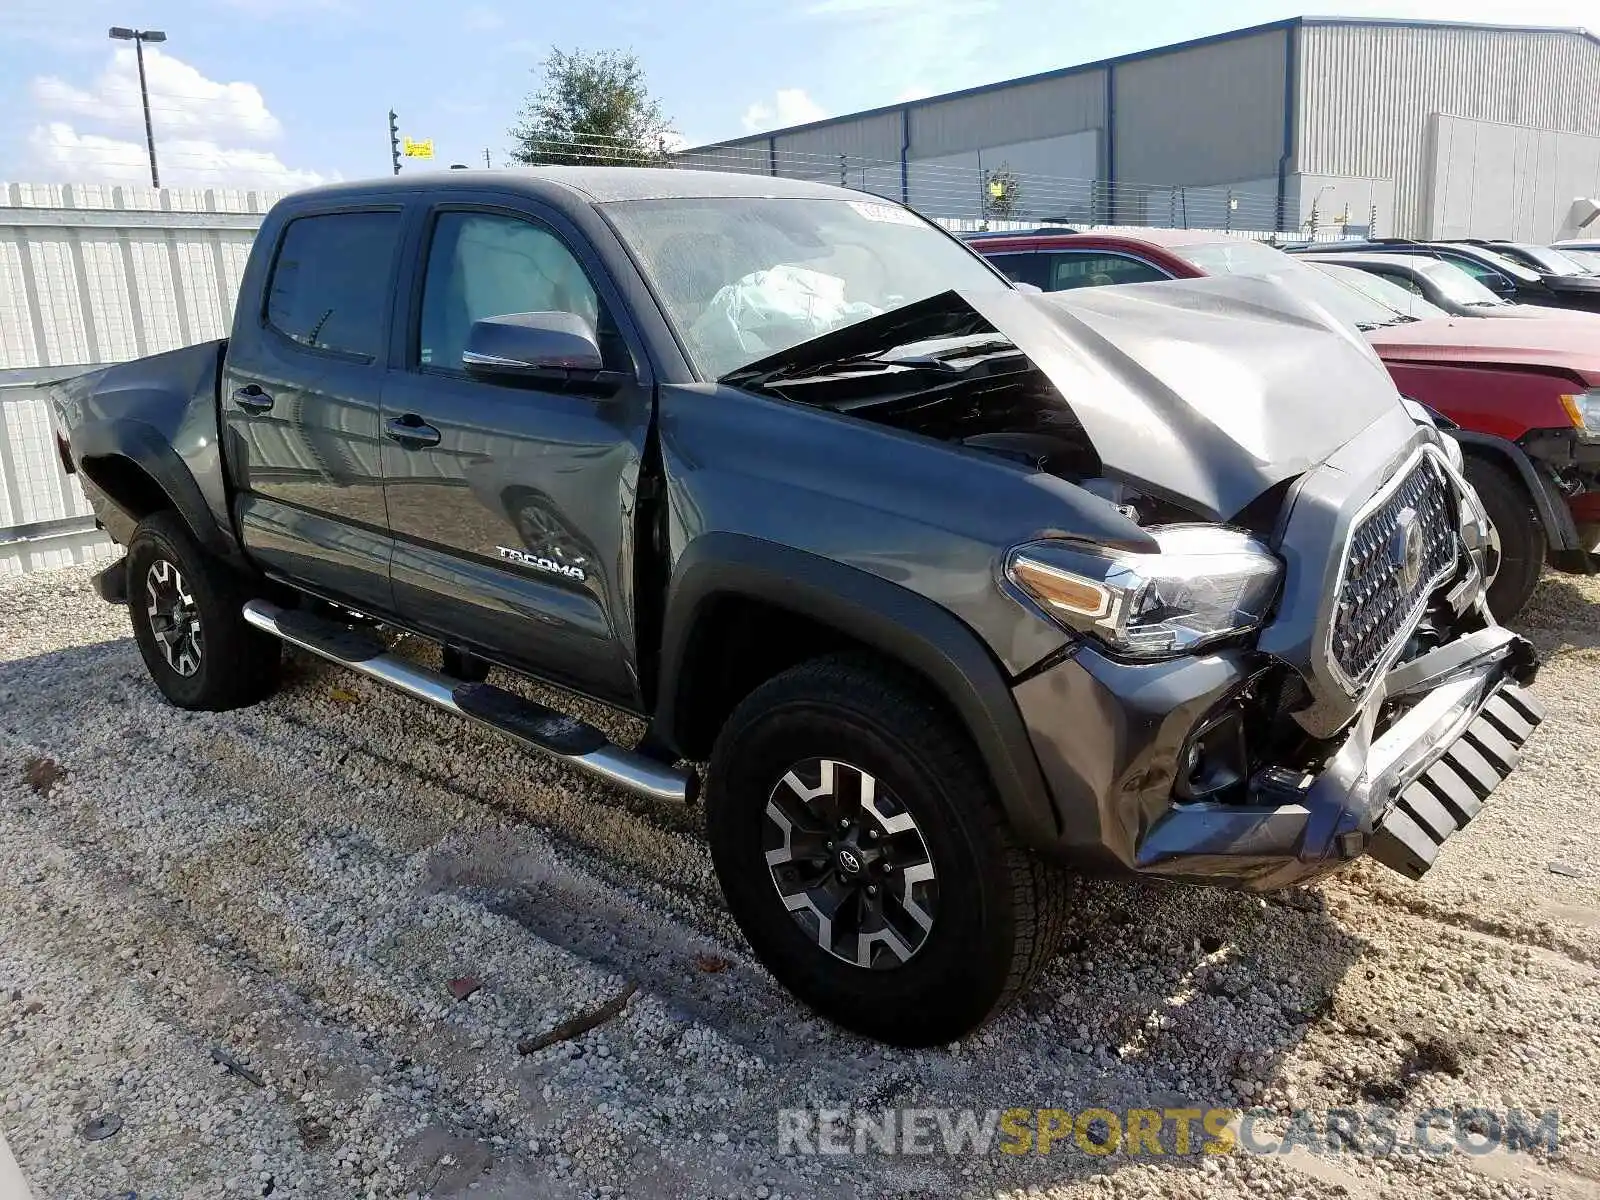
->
[222,206,403,614]
[379,199,655,708]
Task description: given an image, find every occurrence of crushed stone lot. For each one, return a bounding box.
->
[2,564,1599,1200]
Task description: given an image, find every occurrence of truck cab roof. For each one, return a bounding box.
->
[286,167,870,210]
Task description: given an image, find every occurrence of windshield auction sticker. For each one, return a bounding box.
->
[848,201,922,225]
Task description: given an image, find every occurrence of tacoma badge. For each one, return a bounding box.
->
[497,546,587,581]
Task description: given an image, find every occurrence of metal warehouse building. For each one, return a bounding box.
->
[689,16,1600,239]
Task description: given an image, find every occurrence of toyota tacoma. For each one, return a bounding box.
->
[51,169,1541,1045]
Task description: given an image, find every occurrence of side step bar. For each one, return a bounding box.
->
[241,599,696,804]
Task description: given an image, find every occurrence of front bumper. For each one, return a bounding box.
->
[1014,623,1541,892]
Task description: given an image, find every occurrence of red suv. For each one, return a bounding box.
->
[972,228,1600,619]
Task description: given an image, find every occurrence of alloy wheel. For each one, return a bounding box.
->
[762,758,938,969]
[145,559,203,677]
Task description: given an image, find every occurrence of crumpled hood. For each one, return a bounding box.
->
[961,277,1404,518]
[725,275,1405,522]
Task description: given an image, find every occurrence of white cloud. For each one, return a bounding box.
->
[33,47,281,142]
[23,48,328,190]
[28,123,329,190]
[740,89,828,133]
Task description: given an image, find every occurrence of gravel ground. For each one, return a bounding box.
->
[2,564,1598,1200]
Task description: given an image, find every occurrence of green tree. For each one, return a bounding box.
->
[983,164,1021,219]
[509,48,674,166]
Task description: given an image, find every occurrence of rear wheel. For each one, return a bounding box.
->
[126,511,281,710]
[705,656,1069,1045]
[1463,458,1542,622]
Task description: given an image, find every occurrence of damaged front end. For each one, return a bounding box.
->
[726,277,1543,888]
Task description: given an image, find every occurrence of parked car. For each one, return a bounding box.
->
[1291,250,1554,319]
[1470,240,1598,279]
[971,227,1600,619]
[52,171,1540,1045]
[1559,247,1600,273]
[1289,239,1600,313]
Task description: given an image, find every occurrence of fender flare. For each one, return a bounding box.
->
[653,532,1062,851]
[71,418,238,561]
[1453,430,1584,553]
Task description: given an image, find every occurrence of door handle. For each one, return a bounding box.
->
[232,384,274,413]
[384,414,442,448]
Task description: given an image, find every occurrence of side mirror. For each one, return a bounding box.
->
[462,312,620,388]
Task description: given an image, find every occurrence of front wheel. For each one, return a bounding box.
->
[1463,459,1542,622]
[126,511,281,711]
[705,657,1069,1045]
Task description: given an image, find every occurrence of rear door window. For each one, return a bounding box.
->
[265,211,402,360]
[1046,252,1170,291]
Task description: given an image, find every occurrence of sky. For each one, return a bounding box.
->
[2,0,1597,191]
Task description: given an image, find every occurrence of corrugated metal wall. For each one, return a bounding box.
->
[1296,23,1600,236]
[0,183,279,574]
[0,182,279,371]
[1113,28,1288,189]
[774,110,904,167]
[908,70,1106,159]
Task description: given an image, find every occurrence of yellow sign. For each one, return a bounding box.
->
[403,137,434,160]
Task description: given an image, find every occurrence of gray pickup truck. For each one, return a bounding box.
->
[51,168,1541,1045]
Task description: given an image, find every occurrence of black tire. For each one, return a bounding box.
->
[126,511,281,711]
[705,656,1069,1045]
[1463,458,1542,623]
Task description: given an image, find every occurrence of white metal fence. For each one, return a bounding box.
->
[0,183,279,575]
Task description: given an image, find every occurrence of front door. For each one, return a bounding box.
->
[380,203,654,708]
[221,207,403,614]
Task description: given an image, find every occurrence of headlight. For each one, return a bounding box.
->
[1560,389,1600,437]
[1006,525,1282,659]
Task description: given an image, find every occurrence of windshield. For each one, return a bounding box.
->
[1460,245,1542,283]
[602,197,1010,378]
[1413,258,1507,306]
[1565,248,1600,273]
[1503,243,1593,276]
[1314,263,1449,320]
[1172,239,1407,330]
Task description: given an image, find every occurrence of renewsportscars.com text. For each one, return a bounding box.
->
[777,1106,1561,1158]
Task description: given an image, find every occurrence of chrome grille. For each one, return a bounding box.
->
[1331,454,1457,684]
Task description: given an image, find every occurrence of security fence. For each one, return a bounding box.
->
[0,183,281,574]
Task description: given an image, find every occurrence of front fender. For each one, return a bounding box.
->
[1454,429,1586,555]
[655,532,1062,851]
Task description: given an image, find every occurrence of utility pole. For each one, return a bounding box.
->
[389,110,402,175]
[109,27,166,188]
[483,148,492,169]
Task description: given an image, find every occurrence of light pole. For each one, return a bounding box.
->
[109,27,167,189]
